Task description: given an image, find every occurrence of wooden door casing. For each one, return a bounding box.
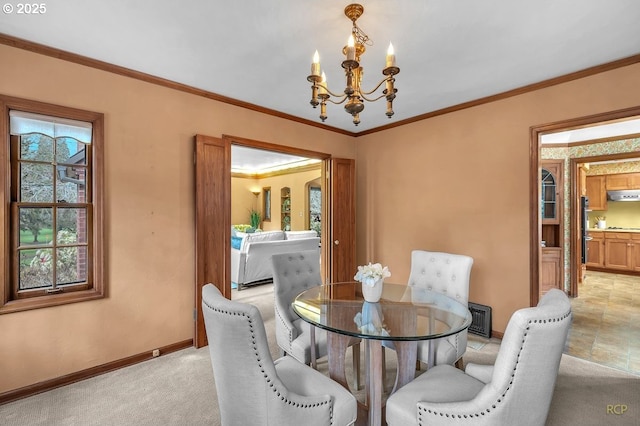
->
[193,134,355,348]
[194,135,231,348]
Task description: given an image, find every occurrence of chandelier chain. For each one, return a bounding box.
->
[352,22,372,47]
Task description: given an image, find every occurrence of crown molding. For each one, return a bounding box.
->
[2,33,640,137]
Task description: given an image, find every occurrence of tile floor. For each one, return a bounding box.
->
[566,270,640,375]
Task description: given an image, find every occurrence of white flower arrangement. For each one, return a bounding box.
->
[354,262,391,287]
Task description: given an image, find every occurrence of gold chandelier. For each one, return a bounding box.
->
[307,3,400,126]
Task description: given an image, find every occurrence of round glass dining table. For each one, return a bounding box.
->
[292,281,472,426]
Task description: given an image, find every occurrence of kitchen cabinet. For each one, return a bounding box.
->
[586,231,604,267]
[604,237,630,270]
[541,161,563,224]
[633,234,640,272]
[585,175,607,211]
[603,232,640,271]
[605,172,640,190]
[541,247,562,295]
[540,160,564,295]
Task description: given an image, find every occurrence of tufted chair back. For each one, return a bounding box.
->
[386,289,572,426]
[470,288,572,425]
[202,283,357,425]
[407,250,473,366]
[271,250,361,389]
[407,250,473,304]
[273,249,322,322]
[271,249,325,363]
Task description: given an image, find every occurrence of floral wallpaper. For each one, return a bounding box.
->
[541,136,640,291]
[587,161,640,175]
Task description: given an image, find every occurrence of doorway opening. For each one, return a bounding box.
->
[194,134,357,348]
[230,143,325,293]
[531,107,640,374]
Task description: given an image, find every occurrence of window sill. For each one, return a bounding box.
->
[0,288,105,314]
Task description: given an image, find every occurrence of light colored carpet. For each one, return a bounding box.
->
[1,283,638,425]
[466,339,487,351]
[462,338,640,426]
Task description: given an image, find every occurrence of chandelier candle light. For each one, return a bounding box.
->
[308,3,400,126]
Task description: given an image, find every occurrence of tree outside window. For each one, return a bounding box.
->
[0,97,104,314]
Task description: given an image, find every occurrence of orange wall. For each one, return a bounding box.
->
[256,168,322,231]
[231,176,260,225]
[356,62,640,332]
[2,41,640,395]
[231,167,322,231]
[0,44,355,393]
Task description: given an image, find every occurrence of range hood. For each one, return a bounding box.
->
[607,189,640,202]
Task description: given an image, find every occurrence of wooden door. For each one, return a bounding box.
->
[194,135,231,348]
[328,158,356,283]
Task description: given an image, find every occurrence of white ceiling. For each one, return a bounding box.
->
[231,145,320,174]
[541,117,640,144]
[1,1,640,135]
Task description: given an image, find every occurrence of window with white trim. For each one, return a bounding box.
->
[0,96,104,313]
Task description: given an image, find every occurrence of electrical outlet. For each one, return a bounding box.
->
[152,349,160,357]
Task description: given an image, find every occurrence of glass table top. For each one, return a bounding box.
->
[292,282,472,341]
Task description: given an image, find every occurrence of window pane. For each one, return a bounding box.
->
[56,137,87,165]
[4,101,101,311]
[21,163,54,202]
[309,187,322,237]
[57,208,87,243]
[20,134,53,161]
[310,187,321,214]
[19,248,53,290]
[19,207,53,244]
[57,246,87,285]
[56,166,86,203]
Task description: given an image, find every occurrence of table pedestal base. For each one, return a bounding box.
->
[328,333,418,426]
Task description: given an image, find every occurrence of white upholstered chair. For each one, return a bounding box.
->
[202,284,357,426]
[271,250,361,389]
[386,288,572,426]
[407,250,473,367]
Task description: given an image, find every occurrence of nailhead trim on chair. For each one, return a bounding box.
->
[275,303,294,355]
[203,300,336,423]
[417,310,571,424]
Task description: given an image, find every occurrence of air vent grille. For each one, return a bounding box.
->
[468,302,492,338]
